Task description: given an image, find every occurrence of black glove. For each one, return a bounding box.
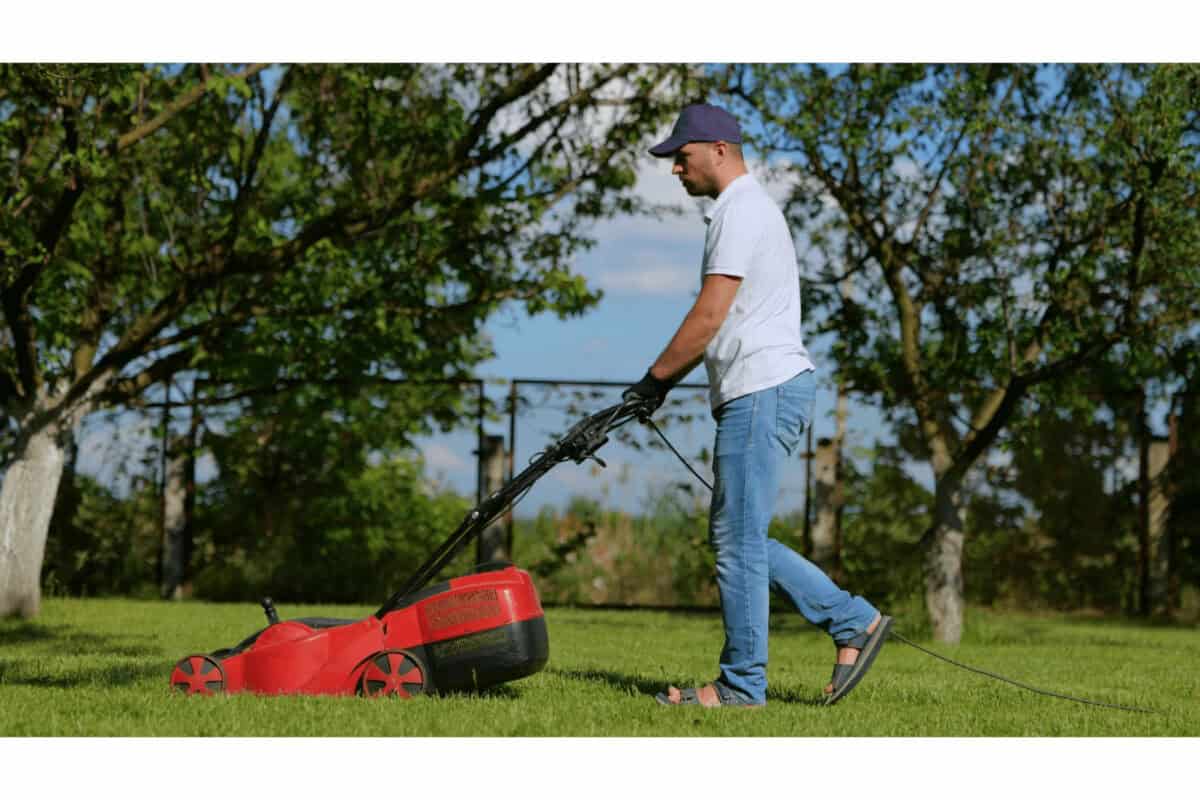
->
[622,369,672,417]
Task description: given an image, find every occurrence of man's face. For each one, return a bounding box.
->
[671,142,719,198]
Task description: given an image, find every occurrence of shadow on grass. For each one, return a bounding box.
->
[547,667,827,707]
[0,659,164,689]
[0,622,57,646]
[765,686,828,707]
[548,666,665,699]
[0,621,162,658]
[439,685,521,700]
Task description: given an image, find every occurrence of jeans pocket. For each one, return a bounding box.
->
[775,373,814,457]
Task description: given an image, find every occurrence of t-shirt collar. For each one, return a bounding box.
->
[703,172,755,224]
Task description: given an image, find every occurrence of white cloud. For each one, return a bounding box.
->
[594,159,708,245]
[617,152,800,239]
[419,441,469,473]
[595,259,696,297]
[744,154,797,207]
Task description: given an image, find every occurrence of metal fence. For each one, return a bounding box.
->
[65,374,1196,614]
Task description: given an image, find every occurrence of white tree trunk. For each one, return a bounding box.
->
[0,423,68,618]
[160,438,190,600]
[923,481,966,644]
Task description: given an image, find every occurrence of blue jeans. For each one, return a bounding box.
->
[709,370,878,705]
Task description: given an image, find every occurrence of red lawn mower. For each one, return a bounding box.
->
[170,398,652,699]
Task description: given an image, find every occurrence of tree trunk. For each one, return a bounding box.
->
[1137,392,1151,616]
[476,434,508,564]
[923,479,967,644]
[0,423,69,618]
[810,436,839,574]
[1146,438,1172,618]
[160,433,194,600]
[832,382,848,582]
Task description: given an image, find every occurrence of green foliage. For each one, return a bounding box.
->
[181,372,486,603]
[712,64,1200,632]
[719,63,1200,473]
[1,61,694,461]
[515,490,717,608]
[191,455,471,604]
[1168,383,1200,589]
[2,63,700,612]
[42,475,160,599]
[40,410,474,605]
[839,446,931,611]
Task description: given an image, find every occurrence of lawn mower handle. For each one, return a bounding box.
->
[374,397,654,618]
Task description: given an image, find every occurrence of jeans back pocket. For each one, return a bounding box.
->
[775,371,816,457]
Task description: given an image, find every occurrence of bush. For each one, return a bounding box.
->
[191,456,472,603]
[515,489,717,607]
[43,475,160,599]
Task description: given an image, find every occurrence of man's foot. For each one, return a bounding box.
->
[655,682,765,708]
[660,684,722,707]
[824,613,882,695]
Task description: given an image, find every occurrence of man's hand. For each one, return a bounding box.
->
[622,369,672,417]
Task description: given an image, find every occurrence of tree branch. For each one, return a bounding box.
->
[412,64,638,201]
[225,66,293,249]
[457,63,559,163]
[0,369,18,408]
[1,92,88,399]
[477,65,638,165]
[92,347,197,407]
[115,63,268,154]
[804,120,963,471]
[948,375,1029,485]
[908,140,959,246]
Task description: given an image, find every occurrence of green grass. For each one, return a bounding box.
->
[1,598,1196,736]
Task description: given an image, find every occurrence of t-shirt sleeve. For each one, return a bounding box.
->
[702,203,758,278]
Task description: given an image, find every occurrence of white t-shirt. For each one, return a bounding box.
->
[701,173,815,410]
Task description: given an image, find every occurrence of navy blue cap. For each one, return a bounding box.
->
[649,103,742,158]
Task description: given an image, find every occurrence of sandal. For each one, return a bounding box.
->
[655,681,763,708]
[825,614,893,706]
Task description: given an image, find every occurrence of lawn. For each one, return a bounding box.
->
[0,597,1196,736]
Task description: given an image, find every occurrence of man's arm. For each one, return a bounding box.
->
[649,273,742,382]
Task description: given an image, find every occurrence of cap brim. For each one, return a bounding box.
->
[648,134,688,158]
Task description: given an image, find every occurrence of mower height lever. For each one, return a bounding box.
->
[260,597,280,626]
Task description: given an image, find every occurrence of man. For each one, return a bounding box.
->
[623,103,891,708]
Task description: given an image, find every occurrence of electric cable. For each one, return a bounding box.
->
[888,630,1159,714]
[644,417,1162,715]
[647,418,714,491]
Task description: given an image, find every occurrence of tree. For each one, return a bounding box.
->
[720,63,1200,641]
[0,63,698,618]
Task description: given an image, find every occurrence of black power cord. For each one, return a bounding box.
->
[888,630,1159,714]
[647,418,714,492]
[644,418,1162,716]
